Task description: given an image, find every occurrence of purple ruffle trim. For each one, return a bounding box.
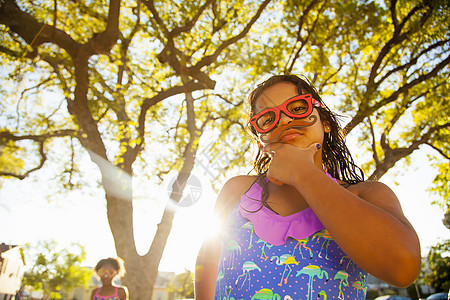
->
[239,174,337,246]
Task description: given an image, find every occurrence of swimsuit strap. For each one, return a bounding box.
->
[326,171,338,183]
[94,287,119,299]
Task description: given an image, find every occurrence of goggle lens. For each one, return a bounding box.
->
[97,268,117,277]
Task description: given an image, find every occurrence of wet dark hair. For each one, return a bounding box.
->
[94,257,126,278]
[246,74,364,188]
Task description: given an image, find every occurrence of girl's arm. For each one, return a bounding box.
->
[90,288,97,300]
[195,236,221,299]
[118,286,128,300]
[194,176,254,299]
[265,143,421,287]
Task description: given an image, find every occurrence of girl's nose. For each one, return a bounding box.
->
[278,112,293,126]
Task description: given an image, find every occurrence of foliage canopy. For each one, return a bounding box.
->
[423,239,450,293]
[0,0,448,298]
[23,240,92,300]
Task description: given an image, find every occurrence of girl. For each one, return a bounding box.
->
[91,257,128,300]
[195,75,421,299]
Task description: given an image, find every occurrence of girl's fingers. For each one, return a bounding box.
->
[262,143,278,154]
[264,142,321,186]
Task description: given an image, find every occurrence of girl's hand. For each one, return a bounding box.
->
[263,142,321,186]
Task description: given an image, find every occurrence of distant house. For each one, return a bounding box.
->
[0,243,26,300]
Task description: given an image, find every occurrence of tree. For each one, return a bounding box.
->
[423,240,450,293]
[428,163,450,228]
[258,0,449,181]
[240,0,449,211]
[167,270,195,299]
[0,0,270,298]
[23,240,92,300]
[0,0,448,298]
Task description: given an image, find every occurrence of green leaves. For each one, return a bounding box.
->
[23,240,92,300]
[167,270,195,298]
[423,239,450,292]
[0,1,448,297]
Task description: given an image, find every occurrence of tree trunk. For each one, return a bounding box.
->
[122,258,155,299]
[98,149,196,299]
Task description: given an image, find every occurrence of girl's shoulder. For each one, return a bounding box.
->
[346,179,414,229]
[214,175,258,220]
[221,175,258,200]
[222,175,258,193]
[346,180,393,195]
[117,286,128,299]
[90,287,99,299]
[346,180,402,208]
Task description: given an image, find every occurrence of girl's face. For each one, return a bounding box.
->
[97,263,118,284]
[253,82,330,149]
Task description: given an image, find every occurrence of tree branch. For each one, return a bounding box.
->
[0,129,75,179]
[368,118,380,166]
[86,0,121,54]
[377,38,450,87]
[119,81,209,167]
[285,0,323,74]
[373,54,450,115]
[140,0,169,36]
[369,122,450,180]
[168,0,215,38]
[0,140,46,179]
[344,53,450,134]
[192,0,271,71]
[425,142,450,160]
[368,1,429,87]
[0,0,80,56]
[0,129,76,141]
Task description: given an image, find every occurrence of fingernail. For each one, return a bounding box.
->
[316,143,321,150]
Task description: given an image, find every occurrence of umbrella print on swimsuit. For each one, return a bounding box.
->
[235,261,261,289]
[270,254,299,286]
[296,265,329,300]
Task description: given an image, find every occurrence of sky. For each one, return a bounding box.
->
[0,143,449,275]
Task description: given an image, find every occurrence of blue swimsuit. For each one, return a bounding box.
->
[214,177,369,300]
